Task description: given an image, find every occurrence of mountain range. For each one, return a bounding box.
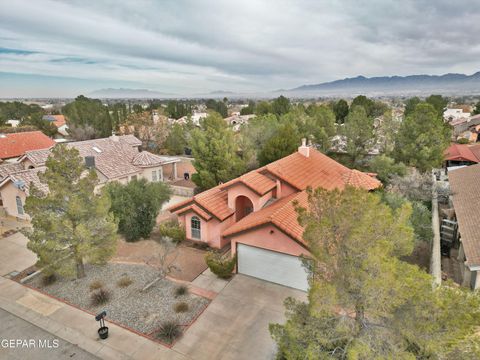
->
[89,88,174,98]
[285,72,480,96]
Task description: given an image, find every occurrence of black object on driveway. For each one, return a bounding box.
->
[95,311,108,339]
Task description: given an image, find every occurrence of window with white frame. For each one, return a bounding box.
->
[16,196,24,215]
[152,170,158,182]
[191,216,201,239]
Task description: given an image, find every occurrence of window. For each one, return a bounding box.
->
[152,170,158,182]
[16,196,24,215]
[191,216,201,239]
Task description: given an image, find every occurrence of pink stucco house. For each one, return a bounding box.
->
[170,140,381,290]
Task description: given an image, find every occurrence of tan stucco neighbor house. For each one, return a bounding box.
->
[0,135,181,219]
[169,140,381,290]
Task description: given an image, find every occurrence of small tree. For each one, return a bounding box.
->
[333,99,349,124]
[105,179,171,242]
[24,145,118,279]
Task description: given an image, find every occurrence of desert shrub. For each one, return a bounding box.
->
[174,301,189,313]
[205,252,236,279]
[457,137,469,144]
[156,321,181,343]
[91,288,111,306]
[41,274,57,286]
[117,276,133,288]
[174,285,189,297]
[159,220,186,244]
[89,280,104,291]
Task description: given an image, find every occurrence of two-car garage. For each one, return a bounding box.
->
[236,244,309,291]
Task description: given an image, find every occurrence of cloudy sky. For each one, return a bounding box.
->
[1,0,480,97]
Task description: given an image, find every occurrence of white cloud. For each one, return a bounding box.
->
[0,0,480,96]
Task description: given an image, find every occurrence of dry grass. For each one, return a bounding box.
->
[89,280,104,291]
[117,276,133,288]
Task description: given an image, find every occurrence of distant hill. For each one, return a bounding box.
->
[89,88,174,98]
[285,72,480,96]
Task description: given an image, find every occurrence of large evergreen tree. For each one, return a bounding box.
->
[394,103,451,172]
[62,95,113,138]
[271,187,480,359]
[190,113,246,190]
[333,99,349,123]
[105,179,170,242]
[258,123,300,166]
[343,105,376,167]
[23,145,117,279]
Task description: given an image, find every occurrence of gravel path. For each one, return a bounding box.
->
[26,263,210,335]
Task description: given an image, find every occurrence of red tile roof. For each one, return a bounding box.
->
[265,149,381,191]
[0,131,55,160]
[170,147,381,223]
[223,191,309,245]
[176,204,212,221]
[445,144,480,163]
[52,115,66,128]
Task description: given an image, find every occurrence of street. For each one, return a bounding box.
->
[0,308,99,360]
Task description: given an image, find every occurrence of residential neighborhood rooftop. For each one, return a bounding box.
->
[0,131,56,160]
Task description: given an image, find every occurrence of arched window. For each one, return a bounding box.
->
[16,196,24,215]
[191,216,201,239]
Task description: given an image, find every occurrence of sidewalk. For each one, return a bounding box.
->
[0,277,188,360]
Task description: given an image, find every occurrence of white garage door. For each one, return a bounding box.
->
[237,244,309,291]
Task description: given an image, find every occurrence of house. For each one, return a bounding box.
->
[0,135,182,219]
[448,164,480,289]
[453,114,480,141]
[42,115,69,137]
[444,108,471,123]
[0,131,56,162]
[444,143,480,168]
[6,119,20,128]
[169,140,381,290]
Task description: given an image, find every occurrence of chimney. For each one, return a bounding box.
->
[298,138,310,157]
[85,156,96,169]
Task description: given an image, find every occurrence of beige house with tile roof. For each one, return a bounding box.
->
[0,135,182,219]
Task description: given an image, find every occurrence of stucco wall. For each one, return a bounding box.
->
[0,183,29,220]
[178,211,233,248]
[227,183,273,211]
[140,166,164,182]
[229,224,310,258]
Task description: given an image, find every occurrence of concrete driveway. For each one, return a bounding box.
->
[0,232,37,277]
[173,274,307,360]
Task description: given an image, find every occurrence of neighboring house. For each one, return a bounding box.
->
[169,140,381,290]
[444,108,471,123]
[444,143,480,168]
[0,135,181,219]
[448,164,480,289]
[0,131,56,162]
[6,119,20,128]
[453,114,480,140]
[42,115,69,137]
[171,112,208,127]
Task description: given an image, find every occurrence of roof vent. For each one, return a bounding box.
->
[92,146,102,153]
[85,156,96,169]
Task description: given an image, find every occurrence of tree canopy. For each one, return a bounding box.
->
[190,113,246,190]
[24,145,117,279]
[342,105,376,167]
[258,122,300,166]
[270,187,480,359]
[332,99,349,124]
[105,178,171,242]
[394,103,451,172]
[62,95,113,138]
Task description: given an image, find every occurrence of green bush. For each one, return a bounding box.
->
[40,274,57,286]
[156,321,181,343]
[205,252,236,279]
[174,285,189,297]
[116,276,133,288]
[89,280,104,291]
[159,220,186,244]
[174,301,189,313]
[91,289,111,306]
[457,138,469,144]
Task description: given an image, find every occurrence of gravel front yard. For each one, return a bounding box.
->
[25,263,210,337]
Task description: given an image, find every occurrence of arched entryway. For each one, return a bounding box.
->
[235,195,254,221]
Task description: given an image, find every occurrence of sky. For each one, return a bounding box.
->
[1,0,480,98]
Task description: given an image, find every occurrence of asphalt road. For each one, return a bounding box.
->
[0,308,99,360]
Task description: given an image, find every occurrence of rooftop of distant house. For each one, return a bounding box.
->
[0,131,56,160]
